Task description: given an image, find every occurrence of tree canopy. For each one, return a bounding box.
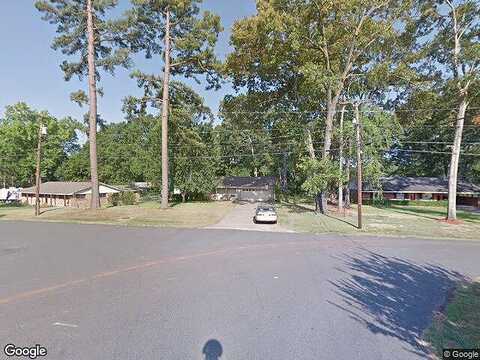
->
[0,103,80,187]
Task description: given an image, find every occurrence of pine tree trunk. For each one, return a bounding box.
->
[447,97,468,220]
[86,0,100,209]
[161,9,171,210]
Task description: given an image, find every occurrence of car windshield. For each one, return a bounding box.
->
[258,206,274,212]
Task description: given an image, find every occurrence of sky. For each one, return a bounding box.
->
[0,0,257,123]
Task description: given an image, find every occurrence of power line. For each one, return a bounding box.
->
[216,106,480,116]
[389,149,480,157]
[174,148,339,160]
[403,124,480,128]
[2,141,480,162]
[399,141,480,145]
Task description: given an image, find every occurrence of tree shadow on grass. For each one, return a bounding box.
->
[389,206,480,224]
[280,201,316,214]
[39,207,64,215]
[281,201,358,228]
[382,206,439,221]
[328,250,467,357]
[324,213,358,229]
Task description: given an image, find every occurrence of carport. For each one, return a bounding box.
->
[214,176,276,202]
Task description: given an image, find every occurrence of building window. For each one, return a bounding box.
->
[395,193,405,200]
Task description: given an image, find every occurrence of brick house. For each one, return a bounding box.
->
[21,182,121,208]
[351,176,480,207]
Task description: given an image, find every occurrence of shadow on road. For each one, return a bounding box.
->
[329,250,466,356]
[202,339,223,360]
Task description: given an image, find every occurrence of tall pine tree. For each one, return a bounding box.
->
[126,0,222,208]
[36,0,132,208]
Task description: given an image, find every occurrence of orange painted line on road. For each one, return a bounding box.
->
[0,241,318,306]
[0,279,88,306]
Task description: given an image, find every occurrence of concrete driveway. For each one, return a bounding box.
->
[207,201,292,232]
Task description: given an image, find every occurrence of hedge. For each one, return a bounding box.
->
[120,191,137,205]
[363,199,448,208]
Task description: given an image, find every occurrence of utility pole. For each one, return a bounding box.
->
[281,150,288,192]
[338,104,347,215]
[345,139,352,208]
[247,135,258,177]
[354,103,363,229]
[35,120,47,216]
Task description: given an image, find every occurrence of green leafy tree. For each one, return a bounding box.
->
[361,110,402,188]
[124,72,219,199]
[60,116,162,185]
[36,0,132,208]
[216,94,278,178]
[413,0,480,220]
[173,124,218,202]
[298,157,343,211]
[126,0,223,208]
[0,103,80,186]
[226,0,413,212]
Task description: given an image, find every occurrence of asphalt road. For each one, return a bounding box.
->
[1,221,479,360]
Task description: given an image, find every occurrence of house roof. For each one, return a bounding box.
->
[358,176,480,194]
[21,182,120,195]
[220,176,276,189]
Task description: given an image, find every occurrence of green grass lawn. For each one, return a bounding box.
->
[277,201,480,240]
[424,280,480,355]
[0,201,234,228]
[2,200,479,239]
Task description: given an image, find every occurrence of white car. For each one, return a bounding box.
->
[254,204,278,224]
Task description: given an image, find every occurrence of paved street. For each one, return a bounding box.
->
[207,202,291,232]
[1,221,479,359]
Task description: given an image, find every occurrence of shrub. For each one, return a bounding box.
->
[108,193,120,207]
[363,199,448,208]
[120,191,137,205]
[139,188,161,202]
[0,201,25,208]
[405,200,448,207]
